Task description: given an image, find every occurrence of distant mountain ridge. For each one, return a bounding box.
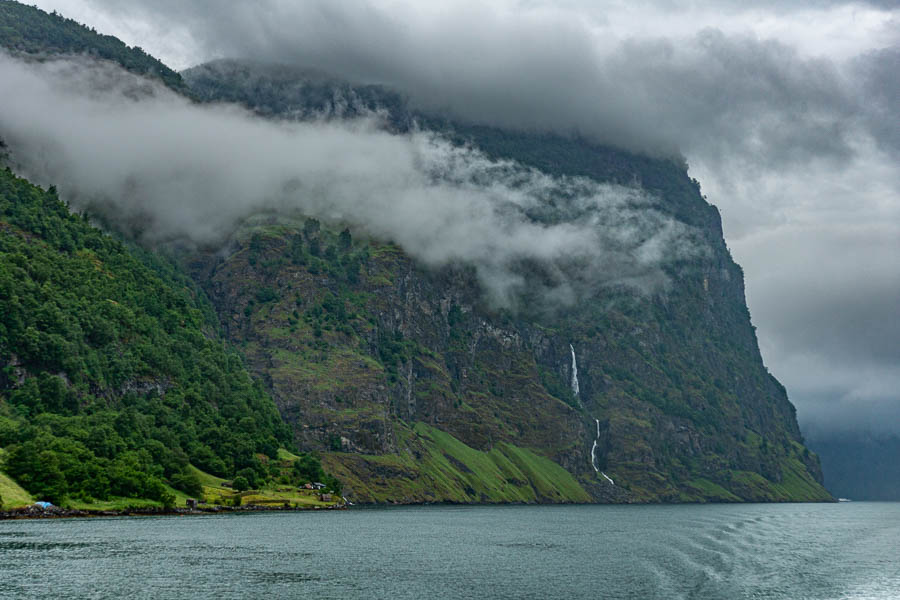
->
[806,432,900,500]
[0,1,832,505]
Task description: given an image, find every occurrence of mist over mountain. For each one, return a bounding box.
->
[0,51,706,310]
[37,0,899,163]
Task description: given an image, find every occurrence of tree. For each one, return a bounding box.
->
[232,476,249,492]
[292,453,325,484]
[170,471,203,497]
[303,218,320,237]
[338,228,352,251]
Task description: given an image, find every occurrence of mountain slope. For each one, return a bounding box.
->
[0,167,296,505]
[185,207,828,502]
[0,0,185,92]
[179,58,832,502]
[181,61,831,503]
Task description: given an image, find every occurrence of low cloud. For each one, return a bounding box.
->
[0,52,697,308]
[41,0,898,167]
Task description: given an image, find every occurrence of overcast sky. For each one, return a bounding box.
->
[25,0,900,437]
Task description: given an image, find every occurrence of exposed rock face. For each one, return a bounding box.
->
[181,62,831,504]
[186,206,828,503]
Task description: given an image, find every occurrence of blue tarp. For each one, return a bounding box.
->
[34,501,53,509]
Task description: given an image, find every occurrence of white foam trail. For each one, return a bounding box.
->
[570,343,579,396]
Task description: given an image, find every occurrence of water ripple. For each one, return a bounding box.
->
[0,503,898,600]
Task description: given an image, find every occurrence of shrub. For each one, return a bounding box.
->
[170,470,203,497]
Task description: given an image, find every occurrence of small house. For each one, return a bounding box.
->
[311,482,326,490]
[320,493,332,502]
[186,498,198,509]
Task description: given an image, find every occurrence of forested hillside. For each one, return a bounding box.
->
[0,0,185,91]
[0,167,294,505]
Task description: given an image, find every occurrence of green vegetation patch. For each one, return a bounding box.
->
[767,458,833,502]
[683,478,742,503]
[323,422,590,504]
[0,168,292,506]
[0,466,34,508]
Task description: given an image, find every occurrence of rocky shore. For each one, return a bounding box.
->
[0,502,347,520]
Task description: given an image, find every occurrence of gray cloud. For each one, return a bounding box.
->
[737,222,900,435]
[675,0,900,9]
[692,126,900,436]
[49,0,896,166]
[0,52,697,309]
[855,47,900,155]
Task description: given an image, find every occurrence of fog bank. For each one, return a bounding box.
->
[0,52,697,308]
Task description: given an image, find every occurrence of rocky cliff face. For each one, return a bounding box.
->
[184,207,827,503]
[177,60,832,503]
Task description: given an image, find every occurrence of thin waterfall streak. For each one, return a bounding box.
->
[570,344,579,396]
[592,418,614,484]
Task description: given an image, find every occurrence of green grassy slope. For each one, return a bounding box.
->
[322,422,591,504]
[0,453,33,508]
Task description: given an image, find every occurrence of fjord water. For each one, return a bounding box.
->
[2,504,898,599]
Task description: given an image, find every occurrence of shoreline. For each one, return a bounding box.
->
[0,502,347,521]
[1,497,841,521]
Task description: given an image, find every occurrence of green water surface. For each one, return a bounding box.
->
[1,503,898,599]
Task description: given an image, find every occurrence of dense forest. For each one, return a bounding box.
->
[0,167,304,504]
[0,0,185,91]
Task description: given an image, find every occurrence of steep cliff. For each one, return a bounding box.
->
[179,58,831,504]
[184,205,828,502]
[181,61,830,503]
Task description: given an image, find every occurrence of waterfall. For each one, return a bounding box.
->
[591,418,615,485]
[569,344,579,396]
